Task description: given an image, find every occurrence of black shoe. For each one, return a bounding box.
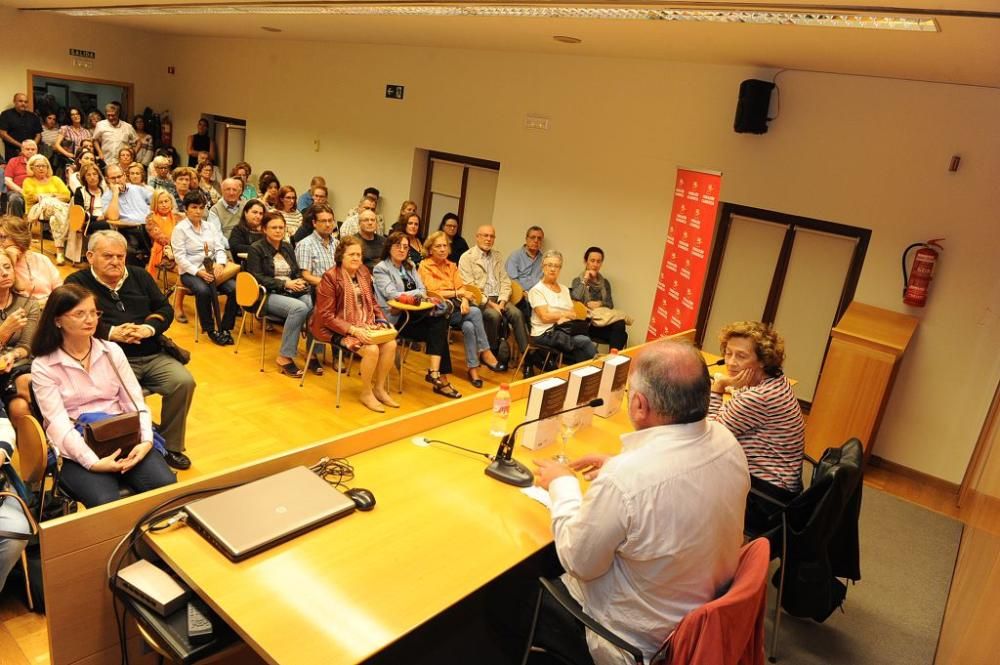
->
[163,450,191,470]
[208,331,227,346]
[481,359,507,373]
[523,364,535,379]
[222,331,235,345]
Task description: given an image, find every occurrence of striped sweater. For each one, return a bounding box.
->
[708,375,805,493]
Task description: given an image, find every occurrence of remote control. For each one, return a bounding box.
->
[186,602,213,644]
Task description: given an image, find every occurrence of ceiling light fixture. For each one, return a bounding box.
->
[45,5,941,32]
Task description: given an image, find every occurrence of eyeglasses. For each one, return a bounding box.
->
[109,291,126,312]
[64,310,103,322]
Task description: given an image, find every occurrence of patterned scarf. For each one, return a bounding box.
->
[338,265,378,326]
[576,270,610,305]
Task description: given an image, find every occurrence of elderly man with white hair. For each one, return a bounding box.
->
[65,230,197,470]
[207,177,246,240]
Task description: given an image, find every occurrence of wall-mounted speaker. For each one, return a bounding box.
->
[734,79,776,134]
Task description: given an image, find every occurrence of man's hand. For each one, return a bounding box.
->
[111,323,153,344]
[569,454,610,481]
[119,442,152,472]
[487,300,503,313]
[197,269,214,283]
[534,459,574,490]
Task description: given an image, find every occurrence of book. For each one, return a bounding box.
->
[520,377,568,450]
[562,365,603,429]
[594,353,631,418]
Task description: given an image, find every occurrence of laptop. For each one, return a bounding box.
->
[184,466,356,562]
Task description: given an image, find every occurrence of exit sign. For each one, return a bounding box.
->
[385,85,405,100]
[69,48,96,59]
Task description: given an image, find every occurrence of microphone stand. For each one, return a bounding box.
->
[485,398,604,487]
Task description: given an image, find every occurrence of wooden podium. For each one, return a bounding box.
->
[805,302,919,461]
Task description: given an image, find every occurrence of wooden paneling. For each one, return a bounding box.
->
[935,526,1000,664]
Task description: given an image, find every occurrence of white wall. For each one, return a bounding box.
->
[7,18,1000,483]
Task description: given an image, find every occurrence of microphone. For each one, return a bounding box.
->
[485,398,604,487]
[708,358,724,366]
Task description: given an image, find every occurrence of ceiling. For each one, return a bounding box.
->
[11,1,1000,87]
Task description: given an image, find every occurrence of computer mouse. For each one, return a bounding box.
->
[346,488,376,511]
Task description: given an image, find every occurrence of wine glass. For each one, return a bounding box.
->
[553,411,582,464]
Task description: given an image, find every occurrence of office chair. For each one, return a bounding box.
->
[521,538,771,665]
[744,438,864,662]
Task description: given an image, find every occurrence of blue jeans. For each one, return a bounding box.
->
[449,305,490,367]
[0,495,29,592]
[265,292,322,359]
[60,452,176,507]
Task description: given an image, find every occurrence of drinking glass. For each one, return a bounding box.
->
[553,411,582,464]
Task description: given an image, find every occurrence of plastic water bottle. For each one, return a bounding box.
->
[490,383,511,437]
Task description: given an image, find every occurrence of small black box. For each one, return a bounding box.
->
[734,79,775,134]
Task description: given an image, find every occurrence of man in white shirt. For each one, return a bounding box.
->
[92,102,137,167]
[533,340,750,665]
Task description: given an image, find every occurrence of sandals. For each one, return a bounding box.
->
[307,358,325,376]
[277,361,304,378]
[176,311,189,324]
[426,370,462,399]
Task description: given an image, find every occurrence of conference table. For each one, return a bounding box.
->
[145,350,727,664]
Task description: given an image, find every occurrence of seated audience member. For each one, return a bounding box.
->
[78,137,105,169]
[66,148,98,192]
[126,161,151,194]
[0,406,30,591]
[373,232,461,399]
[527,250,597,366]
[355,210,386,272]
[457,224,529,357]
[419,230,504,388]
[23,154,71,265]
[170,166,196,212]
[276,185,303,239]
[258,173,280,210]
[145,189,180,281]
[208,177,246,239]
[390,211,424,266]
[709,321,805,525]
[0,251,39,421]
[133,115,154,166]
[0,93,41,162]
[246,212,323,378]
[103,163,153,265]
[148,156,177,198]
[570,246,630,352]
[92,102,136,167]
[295,204,338,289]
[398,199,417,223]
[506,225,545,292]
[31,284,176,506]
[67,232,197,470]
[72,163,108,228]
[1,215,62,303]
[231,161,256,199]
[3,139,35,217]
[532,340,750,665]
[171,191,238,346]
[340,192,380,237]
[312,237,398,412]
[298,177,325,210]
[196,160,220,206]
[228,199,266,261]
[291,186,332,244]
[117,147,135,173]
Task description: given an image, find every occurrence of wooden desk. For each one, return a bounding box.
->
[146,401,631,664]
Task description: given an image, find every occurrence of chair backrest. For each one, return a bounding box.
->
[234,271,264,310]
[659,538,769,665]
[466,282,485,306]
[15,414,49,487]
[573,300,588,320]
[507,280,522,306]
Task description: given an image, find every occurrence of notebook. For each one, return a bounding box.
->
[184,466,356,562]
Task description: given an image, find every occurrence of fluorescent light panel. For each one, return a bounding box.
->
[52,5,941,32]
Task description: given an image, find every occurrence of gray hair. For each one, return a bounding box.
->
[631,340,710,424]
[221,177,242,189]
[152,155,171,168]
[541,249,563,266]
[20,139,37,150]
[88,230,128,252]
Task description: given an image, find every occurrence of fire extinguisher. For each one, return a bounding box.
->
[902,239,943,307]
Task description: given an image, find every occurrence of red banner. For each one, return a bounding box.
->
[646,168,722,340]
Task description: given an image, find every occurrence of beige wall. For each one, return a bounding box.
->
[5,18,1000,484]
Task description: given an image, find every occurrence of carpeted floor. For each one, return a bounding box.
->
[767,486,964,664]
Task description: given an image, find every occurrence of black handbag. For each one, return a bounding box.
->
[160,335,191,365]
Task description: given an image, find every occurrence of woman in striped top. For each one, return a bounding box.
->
[708,321,805,515]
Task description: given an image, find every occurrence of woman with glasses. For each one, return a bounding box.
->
[31,284,175,507]
[196,160,220,206]
[22,154,72,266]
[419,230,503,388]
[275,185,302,239]
[527,250,597,365]
[126,162,151,194]
[0,216,62,304]
[171,166,197,213]
[0,251,39,423]
[373,231,461,399]
[390,212,425,266]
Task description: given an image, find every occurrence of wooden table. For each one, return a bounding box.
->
[147,398,632,665]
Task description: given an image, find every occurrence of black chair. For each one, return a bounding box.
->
[745,438,864,662]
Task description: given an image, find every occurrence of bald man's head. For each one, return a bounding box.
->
[630,341,710,426]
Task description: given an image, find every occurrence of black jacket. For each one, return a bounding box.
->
[245,239,303,294]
